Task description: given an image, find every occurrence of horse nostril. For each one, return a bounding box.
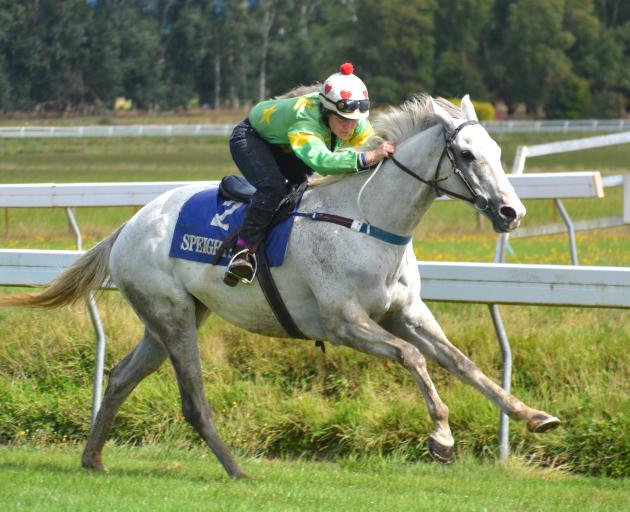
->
[500,206,517,221]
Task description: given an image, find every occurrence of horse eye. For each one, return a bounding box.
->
[460,150,475,160]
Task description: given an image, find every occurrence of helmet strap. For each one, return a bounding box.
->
[320,103,331,126]
[319,105,338,151]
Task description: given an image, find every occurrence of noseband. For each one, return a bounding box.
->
[390,120,489,211]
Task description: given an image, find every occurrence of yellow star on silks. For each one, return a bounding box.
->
[349,126,375,146]
[288,131,316,148]
[260,105,277,124]
[293,96,313,113]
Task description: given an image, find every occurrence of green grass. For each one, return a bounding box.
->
[0,109,246,127]
[414,226,630,265]
[1,295,628,477]
[1,444,629,512]
[0,132,629,480]
[0,136,234,182]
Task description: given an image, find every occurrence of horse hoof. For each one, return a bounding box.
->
[428,436,453,464]
[527,414,561,433]
[82,460,108,472]
[231,469,250,480]
[81,454,108,472]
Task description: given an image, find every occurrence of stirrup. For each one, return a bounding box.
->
[223,249,258,287]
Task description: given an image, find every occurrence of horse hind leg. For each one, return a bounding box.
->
[129,290,246,479]
[166,327,247,479]
[82,330,167,471]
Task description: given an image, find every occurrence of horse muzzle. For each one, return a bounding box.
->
[488,202,526,233]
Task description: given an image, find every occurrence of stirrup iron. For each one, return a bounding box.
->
[223,249,258,287]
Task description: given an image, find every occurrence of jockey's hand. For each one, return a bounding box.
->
[366,140,396,165]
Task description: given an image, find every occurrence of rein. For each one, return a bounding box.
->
[391,120,489,211]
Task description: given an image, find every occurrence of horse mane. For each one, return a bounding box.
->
[369,95,463,147]
[309,95,465,187]
[274,83,320,99]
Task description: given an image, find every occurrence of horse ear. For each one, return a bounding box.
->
[460,94,478,122]
[429,97,456,130]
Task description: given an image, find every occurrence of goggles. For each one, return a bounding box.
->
[335,98,370,113]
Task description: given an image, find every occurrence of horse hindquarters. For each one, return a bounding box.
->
[88,197,247,478]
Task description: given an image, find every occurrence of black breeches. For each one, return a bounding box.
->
[229,119,311,245]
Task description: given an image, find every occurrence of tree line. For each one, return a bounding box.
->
[0,0,629,118]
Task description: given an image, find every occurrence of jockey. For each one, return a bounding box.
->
[225,62,396,285]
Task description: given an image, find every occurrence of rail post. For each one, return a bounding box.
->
[66,207,107,427]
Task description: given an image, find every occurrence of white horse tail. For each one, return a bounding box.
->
[0,224,126,308]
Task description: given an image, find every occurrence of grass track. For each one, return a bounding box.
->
[1,444,629,512]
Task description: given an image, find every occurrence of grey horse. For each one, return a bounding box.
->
[2,95,560,479]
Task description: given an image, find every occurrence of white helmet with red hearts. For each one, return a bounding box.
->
[319,62,370,120]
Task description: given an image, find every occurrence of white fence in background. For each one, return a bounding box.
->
[508,132,630,245]
[0,171,603,208]
[0,124,234,138]
[483,119,630,133]
[0,119,629,138]
[512,131,630,174]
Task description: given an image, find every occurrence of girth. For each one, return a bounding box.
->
[255,243,325,351]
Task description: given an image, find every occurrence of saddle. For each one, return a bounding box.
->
[219,175,305,216]
[219,175,257,203]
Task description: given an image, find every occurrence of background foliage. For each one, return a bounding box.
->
[0,0,629,117]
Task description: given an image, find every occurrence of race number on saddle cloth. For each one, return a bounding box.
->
[169,186,301,267]
[248,90,374,175]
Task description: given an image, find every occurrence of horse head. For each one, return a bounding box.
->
[428,95,526,233]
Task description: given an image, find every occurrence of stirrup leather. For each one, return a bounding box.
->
[224,249,258,285]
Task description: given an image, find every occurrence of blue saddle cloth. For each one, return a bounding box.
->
[169,186,298,267]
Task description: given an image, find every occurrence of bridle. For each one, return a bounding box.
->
[390,120,489,211]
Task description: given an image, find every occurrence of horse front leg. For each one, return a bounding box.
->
[385,298,560,433]
[325,302,454,463]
